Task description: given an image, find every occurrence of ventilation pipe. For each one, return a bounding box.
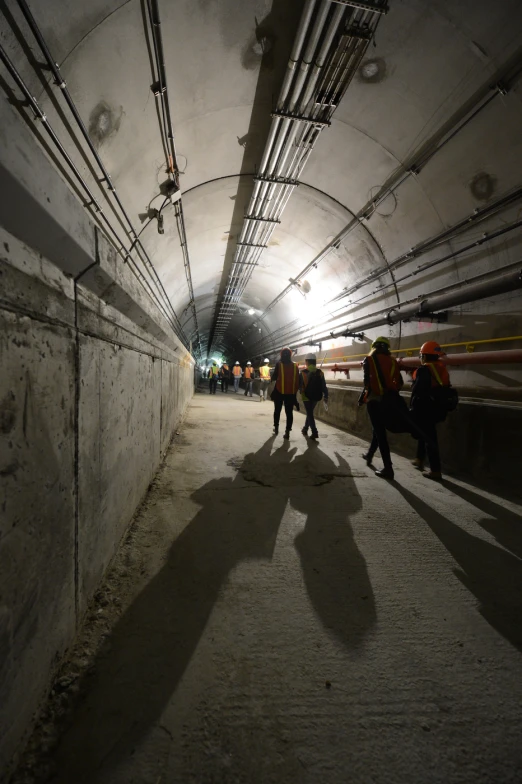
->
[268,265,522,353]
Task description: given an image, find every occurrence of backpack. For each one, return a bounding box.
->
[305,369,324,402]
[431,385,459,422]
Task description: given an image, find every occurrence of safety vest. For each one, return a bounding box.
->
[233,365,242,377]
[209,365,219,377]
[426,361,450,387]
[275,361,299,394]
[244,366,254,379]
[367,353,401,395]
[259,365,270,380]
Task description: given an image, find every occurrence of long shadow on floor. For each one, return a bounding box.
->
[395,483,522,653]
[50,438,290,782]
[443,478,522,560]
[48,440,374,782]
[290,447,376,653]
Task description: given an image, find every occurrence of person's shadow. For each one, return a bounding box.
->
[289,448,377,652]
[395,483,522,652]
[50,438,296,782]
[442,478,522,560]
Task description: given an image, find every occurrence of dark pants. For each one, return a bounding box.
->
[367,399,392,468]
[303,400,318,435]
[244,380,253,397]
[415,415,441,472]
[273,393,295,432]
[222,378,229,392]
[209,378,218,394]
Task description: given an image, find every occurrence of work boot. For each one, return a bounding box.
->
[301,427,308,437]
[310,432,319,440]
[412,458,424,470]
[362,452,375,466]
[425,471,442,482]
[273,425,279,436]
[375,466,394,480]
[283,431,290,440]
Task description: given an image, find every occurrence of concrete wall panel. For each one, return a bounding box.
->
[0,227,194,776]
[77,340,161,610]
[0,310,76,771]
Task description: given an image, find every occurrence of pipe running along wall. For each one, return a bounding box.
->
[208,0,386,353]
[2,0,190,350]
[263,264,522,354]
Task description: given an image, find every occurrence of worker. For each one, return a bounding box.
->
[358,336,403,480]
[208,361,219,395]
[271,347,300,439]
[232,361,242,393]
[258,358,271,402]
[410,341,451,481]
[299,354,328,440]
[243,361,254,397]
[220,363,230,393]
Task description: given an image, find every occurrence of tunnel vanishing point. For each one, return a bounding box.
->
[1,1,522,782]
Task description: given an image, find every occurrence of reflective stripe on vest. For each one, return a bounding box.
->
[244,367,253,379]
[277,362,298,394]
[233,366,242,376]
[259,366,270,379]
[426,362,450,387]
[369,355,397,395]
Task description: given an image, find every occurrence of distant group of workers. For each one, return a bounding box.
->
[207,337,456,479]
[359,336,457,482]
[207,360,263,396]
[207,350,328,441]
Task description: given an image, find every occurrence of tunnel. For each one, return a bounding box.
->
[1,0,522,781]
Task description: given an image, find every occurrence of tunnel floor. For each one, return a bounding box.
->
[34,386,522,783]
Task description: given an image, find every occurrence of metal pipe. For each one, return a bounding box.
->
[248,52,522,330]
[317,348,522,372]
[266,265,522,353]
[13,0,189,347]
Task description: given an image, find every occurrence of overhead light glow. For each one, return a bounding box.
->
[248,308,255,315]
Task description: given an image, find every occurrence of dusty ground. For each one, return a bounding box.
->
[11,386,522,783]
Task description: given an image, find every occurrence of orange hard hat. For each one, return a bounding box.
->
[420,341,444,355]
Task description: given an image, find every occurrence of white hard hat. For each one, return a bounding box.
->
[305,353,317,362]
[263,358,269,363]
[235,361,240,365]
[247,361,252,365]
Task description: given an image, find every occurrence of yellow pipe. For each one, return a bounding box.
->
[317,334,522,363]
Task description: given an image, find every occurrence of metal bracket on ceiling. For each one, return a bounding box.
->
[344,24,373,40]
[244,215,281,224]
[254,175,301,187]
[270,110,331,127]
[237,242,268,248]
[406,311,449,324]
[331,0,389,13]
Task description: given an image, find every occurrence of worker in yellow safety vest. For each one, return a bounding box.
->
[208,361,220,395]
[270,347,300,439]
[258,358,271,402]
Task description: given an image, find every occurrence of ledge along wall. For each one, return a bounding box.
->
[0,96,194,775]
[311,382,522,492]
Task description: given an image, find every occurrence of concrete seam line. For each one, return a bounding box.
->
[0,297,181,364]
[73,277,81,628]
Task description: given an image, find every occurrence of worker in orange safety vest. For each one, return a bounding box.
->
[243,361,255,397]
[271,347,300,439]
[359,336,403,479]
[232,361,242,393]
[410,341,451,481]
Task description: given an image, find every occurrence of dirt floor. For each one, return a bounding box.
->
[11,385,522,783]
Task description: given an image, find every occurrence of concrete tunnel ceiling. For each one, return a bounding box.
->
[2,0,522,362]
